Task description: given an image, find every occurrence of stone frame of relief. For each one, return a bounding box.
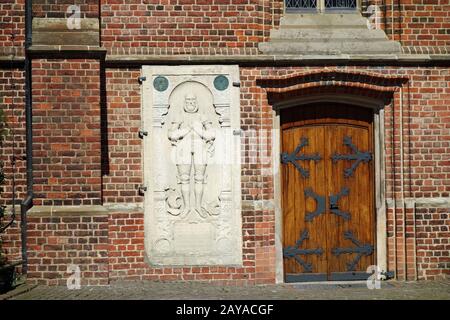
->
[141,65,243,266]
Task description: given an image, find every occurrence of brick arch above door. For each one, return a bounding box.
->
[257,69,409,109]
[256,69,408,88]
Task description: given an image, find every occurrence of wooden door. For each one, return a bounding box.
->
[281,103,375,282]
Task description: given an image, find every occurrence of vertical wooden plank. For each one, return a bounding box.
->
[299,124,327,275]
[326,105,375,276]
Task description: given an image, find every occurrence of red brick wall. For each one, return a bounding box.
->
[240,67,276,283]
[32,0,99,19]
[101,0,270,56]
[2,212,110,286]
[400,0,450,53]
[2,1,450,57]
[2,1,448,57]
[102,69,142,204]
[360,0,450,53]
[384,71,449,199]
[415,207,450,279]
[0,67,27,208]
[2,202,446,286]
[31,59,102,206]
[26,214,109,286]
[0,0,25,57]
[2,209,271,286]
[0,216,22,267]
[387,205,450,281]
[108,211,262,284]
[3,202,447,285]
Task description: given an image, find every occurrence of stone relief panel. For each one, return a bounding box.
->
[141,65,242,266]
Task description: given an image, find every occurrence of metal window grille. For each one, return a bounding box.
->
[285,0,317,11]
[325,0,357,9]
[285,0,357,11]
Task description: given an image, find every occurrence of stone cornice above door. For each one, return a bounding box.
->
[259,13,402,55]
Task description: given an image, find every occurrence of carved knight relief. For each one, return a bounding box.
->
[142,66,242,266]
[167,93,218,218]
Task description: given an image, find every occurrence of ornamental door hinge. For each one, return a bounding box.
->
[332,231,374,271]
[283,229,323,273]
[280,137,321,178]
[138,130,148,139]
[331,136,372,178]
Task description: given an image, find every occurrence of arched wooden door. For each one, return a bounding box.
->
[280,103,375,282]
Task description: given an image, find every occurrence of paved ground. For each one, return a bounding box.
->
[5,279,450,300]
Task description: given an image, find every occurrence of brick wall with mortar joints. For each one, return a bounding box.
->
[414,206,449,280]
[3,1,450,57]
[32,0,98,19]
[31,59,102,206]
[240,68,276,284]
[101,0,270,56]
[361,0,450,53]
[107,212,258,285]
[25,214,109,286]
[387,206,449,280]
[0,68,27,209]
[102,68,143,204]
[0,0,25,57]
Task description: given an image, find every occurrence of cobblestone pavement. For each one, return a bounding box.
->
[8,279,450,300]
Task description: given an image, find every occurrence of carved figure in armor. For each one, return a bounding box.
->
[168,94,216,218]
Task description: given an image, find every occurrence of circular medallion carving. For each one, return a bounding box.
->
[214,75,229,91]
[153,76,169,92]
